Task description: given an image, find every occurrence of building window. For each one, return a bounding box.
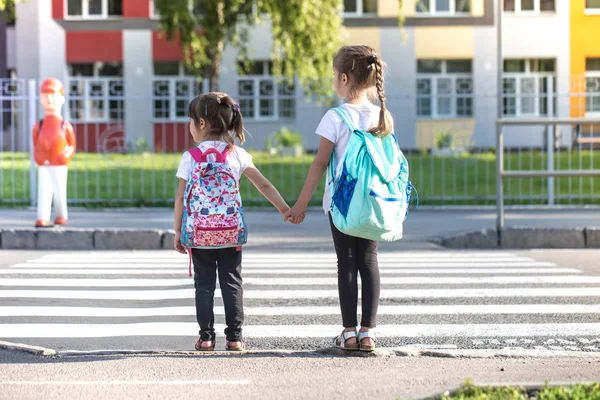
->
[237,61,296,120]
[67,0,123,18]
[152,62,205,121]
[586,58,600,115]
[586,0,600,13]
[68,62,124,122]
[502,59,556,117]
[503,0,555,13]
[416,0,470,15]
[416,60,473,119]
[344,0,377,15]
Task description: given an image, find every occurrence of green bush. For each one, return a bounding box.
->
[266,127,304,149]
[435,132,453,149]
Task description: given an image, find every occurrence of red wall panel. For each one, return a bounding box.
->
[152,31,184,61]
[66,31,123,62]
[123,0,151,17]
[154,123,192,152]
[73,123,125,153]
[52,0,64,19]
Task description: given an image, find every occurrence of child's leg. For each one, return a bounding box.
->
[216,247,244,342]
[328,214,359,329]
[192,249,218,342]
[356,238,380,329]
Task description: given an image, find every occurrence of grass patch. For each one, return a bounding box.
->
[422,380,600,400]
[2,150,600,207]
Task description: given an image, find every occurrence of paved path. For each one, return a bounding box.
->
[1,249,600,354]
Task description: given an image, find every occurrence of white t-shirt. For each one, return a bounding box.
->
[315,102,383,213]
[176,140,253,182]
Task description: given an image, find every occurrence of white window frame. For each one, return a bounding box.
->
[585,60,600,117]
[236,61,296,121]
[343,0,378,17]
[503,0,555,15]
[585,0,600,15]
[67,62,124,122]
[502,59,556,118]
[65,0,122,19]
[152,63,208,122]
[415,0,471,16]
[416,60,474,119]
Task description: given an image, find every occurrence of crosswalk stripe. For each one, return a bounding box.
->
[0,268,580,275]
[1,275,598,287]
[38,252,521,260]
[2,287,600,300]
[2,322,600,338]
[15,261,558,268]
[2,304,600,317]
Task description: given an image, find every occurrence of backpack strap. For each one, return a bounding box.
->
[189,146,232,164]
[328,107,359,183]
[332,107,357,133]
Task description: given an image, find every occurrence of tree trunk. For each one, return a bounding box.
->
[208,40,223,92]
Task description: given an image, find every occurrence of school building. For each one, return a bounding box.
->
[1,0,599,152]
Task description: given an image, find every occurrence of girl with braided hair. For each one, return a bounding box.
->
[285,45,394,351]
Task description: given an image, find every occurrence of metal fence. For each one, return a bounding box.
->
[1,78,600,208]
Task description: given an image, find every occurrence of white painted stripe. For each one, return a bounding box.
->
[0,268,580,275]
[2,304,600,317]
[0,380,251,386]
[16,261,557,268]
[1,275,596,287]
[39,252,520,260]
[27,257,541,265]
[1,287,599,300]
[1,322,599,338]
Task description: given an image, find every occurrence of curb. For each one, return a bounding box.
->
[0,228,174,251]
[1,227,600,250]
[3,341,600,359]
[441,226,600,249]
[0,341,57,357]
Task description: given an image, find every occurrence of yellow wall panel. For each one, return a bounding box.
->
[416,120,475,150]
[471,0,484,16]
[378,0,399,17]
[415,27,474,59]
[570,1,600,117]
[343,28,381,53]
[402,0,416,17]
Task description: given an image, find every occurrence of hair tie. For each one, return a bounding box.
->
[352,59,355,71]
[366,54,377,64]
[232,104,240,112]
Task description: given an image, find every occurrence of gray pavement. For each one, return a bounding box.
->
[1,350,599,400]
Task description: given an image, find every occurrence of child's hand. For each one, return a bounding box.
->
[284,205,307,224]
[174,236,186,254]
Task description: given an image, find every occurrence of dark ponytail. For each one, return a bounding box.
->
[187,92,246,146]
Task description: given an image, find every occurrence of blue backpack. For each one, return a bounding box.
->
[328,107,416,242]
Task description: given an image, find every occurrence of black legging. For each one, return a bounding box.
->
[329,215,380,328]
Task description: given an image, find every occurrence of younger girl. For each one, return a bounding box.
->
[285,45,394,352]
[174,92,292,351]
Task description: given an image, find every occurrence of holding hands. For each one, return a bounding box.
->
[283,202,307,225]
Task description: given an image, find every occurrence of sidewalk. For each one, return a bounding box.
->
[2,208,600,250]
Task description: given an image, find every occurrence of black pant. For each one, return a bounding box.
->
[192,247,244,342]
[329,215,380,328]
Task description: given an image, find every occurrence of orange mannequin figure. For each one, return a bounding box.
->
[32,78,76,228]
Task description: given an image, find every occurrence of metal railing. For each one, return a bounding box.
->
[496,117,600,230]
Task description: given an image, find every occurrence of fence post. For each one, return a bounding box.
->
[28,79,37,208]
[496,121,504,231]
[547,124,554,206]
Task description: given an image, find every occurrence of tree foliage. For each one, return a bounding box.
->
[0,0,22,25]
[154,0,346,95]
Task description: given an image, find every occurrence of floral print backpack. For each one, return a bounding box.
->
[180,146,248,276]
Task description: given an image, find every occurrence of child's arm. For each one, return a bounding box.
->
[285,137,335,219]
[243,164,290,216]
[173,179,187,254]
